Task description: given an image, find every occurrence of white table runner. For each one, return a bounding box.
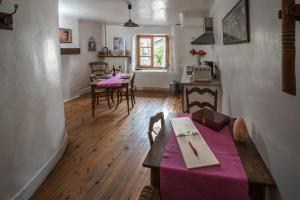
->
[170,117,219,169]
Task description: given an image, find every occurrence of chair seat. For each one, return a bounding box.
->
[95,88,106,93]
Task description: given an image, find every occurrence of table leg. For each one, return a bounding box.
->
[181,84,185,112]
[150,168,160,189]
[252,184,266,200]
[126,84,130,115]
[111,89,115,104]
[91,85,95,117]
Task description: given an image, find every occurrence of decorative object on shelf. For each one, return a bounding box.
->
[59,28,72,43]
[122,3,139,27]
[233,118,249,143]
[189,48,207,66]
[278,0,300,96]
[88,36,96,52]
[113,36,125,52]
[0,3,18,30]
[101,47,109,55]
[222,0,250,45]
[98,49,130,57]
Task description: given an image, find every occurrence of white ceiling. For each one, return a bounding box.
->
[59,0,214,25]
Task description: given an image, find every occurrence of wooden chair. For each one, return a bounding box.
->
[89,62,108,77]
[90,74,112,109]
[147,112,165,146]
[186,87,218,113]
[116,72,137,108]
[138,185,160,200]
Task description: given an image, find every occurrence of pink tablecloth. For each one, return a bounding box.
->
[160,113,248,200]
[96,74,123,88]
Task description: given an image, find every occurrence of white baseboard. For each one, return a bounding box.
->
[12,132,69,200]
[64,86,168,103]
[78,87,91,96]
[64,95,80,103]
[63,87,91,103]
[137,86,169,92]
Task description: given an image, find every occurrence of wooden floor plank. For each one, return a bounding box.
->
[31,91,181,200]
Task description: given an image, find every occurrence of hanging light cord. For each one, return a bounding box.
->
[128,4,132,20]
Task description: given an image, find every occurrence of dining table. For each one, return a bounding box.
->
[143,112,276,200]
[90,73,134,117]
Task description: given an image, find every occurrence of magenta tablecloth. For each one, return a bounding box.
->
[96,74,123,88]
[160,113,248,200]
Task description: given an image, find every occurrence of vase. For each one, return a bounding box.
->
[196,56,202,66]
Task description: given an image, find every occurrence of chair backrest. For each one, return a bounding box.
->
[186,87,218,113]
[90,74,96,82]
[131,72,136,90]
[116,65,122,72]
[147,112,165,146]
[89,62,108,76]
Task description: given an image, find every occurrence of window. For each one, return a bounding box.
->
[137,35,169,69]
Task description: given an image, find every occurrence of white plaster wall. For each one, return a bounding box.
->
[105,25,207,89]
[210,0,300,199]
[59,22,208,93]
[59,15,79,48]
[172,25,207,66]
[0,0,66,199]
[59,17,103,100]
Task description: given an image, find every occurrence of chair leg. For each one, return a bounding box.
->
[126,85,130,115]
[111,89,115,104]
[133,91,136,104]
[106,89,111,110]
[97,96,99,105]
[131,93,134,108]
[119,91,123,104]
[116,90,120,110]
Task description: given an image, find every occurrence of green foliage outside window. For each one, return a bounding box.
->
[154,46,163,67]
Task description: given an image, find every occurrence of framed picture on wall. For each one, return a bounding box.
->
[59,28,72,43]
[113,36,125,51]
[222,0,250,45]
[88,36,96,52]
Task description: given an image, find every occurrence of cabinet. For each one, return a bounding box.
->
[181,68,222,113]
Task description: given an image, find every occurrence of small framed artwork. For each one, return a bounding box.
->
[113,36,125,51]
[88,36,96,52]
[59,28,72,43]
[222,0,250,45]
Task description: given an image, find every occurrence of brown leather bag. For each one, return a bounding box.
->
[192,108,230,131]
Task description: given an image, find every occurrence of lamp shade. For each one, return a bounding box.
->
[122,19,139,27]
[122,4,139,27]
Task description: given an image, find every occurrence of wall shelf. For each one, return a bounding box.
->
[98,55,130,58]
[61,48,81,55]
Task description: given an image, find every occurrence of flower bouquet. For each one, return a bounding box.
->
[189,49,207,66]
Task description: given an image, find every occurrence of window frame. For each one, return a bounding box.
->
[136,35,170,69]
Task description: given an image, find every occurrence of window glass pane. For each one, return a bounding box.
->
[140,57,151,66]
[153,37,166,68]
[140,48,151,56]
[140,38,151,47]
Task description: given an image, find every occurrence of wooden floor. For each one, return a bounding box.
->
[31,91,182,200]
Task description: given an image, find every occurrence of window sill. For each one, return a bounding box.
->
[134,68,168,73]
